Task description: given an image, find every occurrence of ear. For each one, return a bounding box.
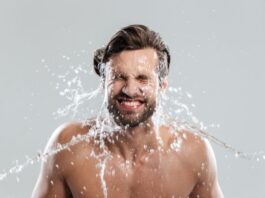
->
[159,78,168,91]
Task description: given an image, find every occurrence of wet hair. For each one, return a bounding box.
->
[93,24,170,80]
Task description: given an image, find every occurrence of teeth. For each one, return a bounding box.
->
[121,101,141,107]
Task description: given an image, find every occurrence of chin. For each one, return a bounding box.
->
[115,112,154,128]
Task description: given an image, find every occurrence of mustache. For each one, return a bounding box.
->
[114,92,146,103]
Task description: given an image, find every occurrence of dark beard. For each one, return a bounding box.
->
[107,94,156,128]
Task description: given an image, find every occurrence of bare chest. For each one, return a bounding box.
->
[65,152,197,198]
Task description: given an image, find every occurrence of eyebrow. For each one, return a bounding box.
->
[113,72,127,77]
[136,74,149,80]
[113,70,150,77]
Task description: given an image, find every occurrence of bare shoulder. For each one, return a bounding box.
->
[46,121,91,148]
[160,124,218,174]
[41,121,93,167]
[173,130,223,197]
[31,121,95,197]
[172,130,214,159]
[167,128,218,177]
[44,120,97,165]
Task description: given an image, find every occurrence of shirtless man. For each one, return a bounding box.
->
[32,24,223,198]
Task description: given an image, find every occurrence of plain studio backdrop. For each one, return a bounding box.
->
[0,0,264,197]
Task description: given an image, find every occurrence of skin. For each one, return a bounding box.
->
[32,48,224,198]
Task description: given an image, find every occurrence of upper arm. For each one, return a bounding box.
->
[189,138,224,198]
[32,163,70,198]
[31,124,73,198]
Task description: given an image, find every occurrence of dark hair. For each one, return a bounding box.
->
[93,24,170,80]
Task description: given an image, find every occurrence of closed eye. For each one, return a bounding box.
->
[113,74,127,81]
[136,75,149,83]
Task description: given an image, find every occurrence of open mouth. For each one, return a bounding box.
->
[116,97,145,111]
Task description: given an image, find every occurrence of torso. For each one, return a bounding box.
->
[56,123,204,198]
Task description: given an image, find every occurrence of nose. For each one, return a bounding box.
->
[122,79,142,97]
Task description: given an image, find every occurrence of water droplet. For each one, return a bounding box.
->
[50,180,54,185]
[235,152,239,158]
[111,170,116,176]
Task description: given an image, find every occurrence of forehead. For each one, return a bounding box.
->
[110,48,159,74]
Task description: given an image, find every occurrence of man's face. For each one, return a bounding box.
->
[106,48,161,128]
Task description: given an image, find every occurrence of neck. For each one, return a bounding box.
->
[109,119,161,162]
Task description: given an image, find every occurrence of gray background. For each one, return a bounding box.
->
[0,0,265,197]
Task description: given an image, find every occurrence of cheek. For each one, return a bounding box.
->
[107,81,123,97]
[142,80,159,97]
[141,86,158,100]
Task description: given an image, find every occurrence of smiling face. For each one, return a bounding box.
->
[105,48,162,128]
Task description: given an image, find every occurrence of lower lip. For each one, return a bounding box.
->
[117,101,144,111]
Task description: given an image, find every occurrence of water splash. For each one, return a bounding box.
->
[1,52,265,198]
